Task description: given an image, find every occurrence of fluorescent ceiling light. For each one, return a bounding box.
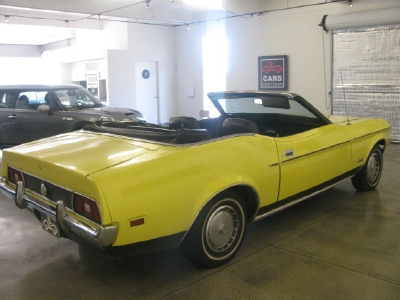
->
[183,0,223,10]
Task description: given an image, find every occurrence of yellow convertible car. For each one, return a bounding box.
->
[0,91,391,268]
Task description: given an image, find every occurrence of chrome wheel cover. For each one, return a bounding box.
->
[367,152,380,184]
[205,205,239,253]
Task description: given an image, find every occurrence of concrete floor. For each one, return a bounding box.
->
[0,144,399,300]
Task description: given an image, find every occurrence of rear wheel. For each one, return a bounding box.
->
[351,145,383,191]
[181,191,247,268]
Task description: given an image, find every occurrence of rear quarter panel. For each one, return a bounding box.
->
[90,135,280,247]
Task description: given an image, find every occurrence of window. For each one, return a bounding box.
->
[202,26,227,118]
[54,88,102,109]
[0,92,18,108]
[216,96,319,120]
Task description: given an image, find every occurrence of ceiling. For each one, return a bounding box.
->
[0,0,272,46]
[0,0,351,63]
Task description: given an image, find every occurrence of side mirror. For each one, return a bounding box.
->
[37,104,51,113]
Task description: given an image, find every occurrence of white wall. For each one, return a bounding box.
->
[106,23,176,123]
[106,49,133,108]
[0,44,41,58]
[174,0,400,116]
[1,0,399,121]
[0,57,64,84]
[175,25,205,118]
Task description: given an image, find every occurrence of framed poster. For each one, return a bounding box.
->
[258,55,288,91]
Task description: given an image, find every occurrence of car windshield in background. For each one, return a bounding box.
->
[55,88,103,110]
[216,96,319,119]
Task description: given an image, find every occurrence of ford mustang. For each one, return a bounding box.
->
[0,91,391,268]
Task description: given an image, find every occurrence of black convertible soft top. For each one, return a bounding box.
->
[83,121,212,144]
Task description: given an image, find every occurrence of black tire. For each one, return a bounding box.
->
[181,191,247,268]
[351,145,383,191]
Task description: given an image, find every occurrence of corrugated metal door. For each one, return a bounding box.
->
[332,24,400,143]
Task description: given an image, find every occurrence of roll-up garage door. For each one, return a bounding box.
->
[320,7,400,31]
[321,8,400,142]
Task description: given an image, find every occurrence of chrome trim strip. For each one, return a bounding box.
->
[279,140,351,164]
[9,166,75,195]
[81,129,257,148]
[351,127,391,141]
[253,176,352,222]
[269,162,280,167]
[0,177,117,248]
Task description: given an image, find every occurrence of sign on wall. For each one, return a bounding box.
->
[258,55,288,91]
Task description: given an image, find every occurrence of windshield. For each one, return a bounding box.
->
[216,96,319,119]
[55,88,103,110]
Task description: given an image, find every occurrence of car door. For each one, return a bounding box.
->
[0,91,19,147]
[276,123,352,201]
[1,90,73,146]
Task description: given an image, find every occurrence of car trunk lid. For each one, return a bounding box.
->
[3,131,163,180]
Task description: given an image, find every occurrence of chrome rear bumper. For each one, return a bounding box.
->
[0,178,117,248]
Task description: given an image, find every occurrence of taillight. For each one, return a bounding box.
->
[8,167,24,184]
[73,194,101,224]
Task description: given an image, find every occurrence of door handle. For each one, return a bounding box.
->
[8,114,17,119]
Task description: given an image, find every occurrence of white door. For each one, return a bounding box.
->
[135,61,159,124]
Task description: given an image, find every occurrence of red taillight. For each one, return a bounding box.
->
[73,194,101,224]
[8,167,23,184]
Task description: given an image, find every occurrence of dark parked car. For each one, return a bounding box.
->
[0,84,144,148]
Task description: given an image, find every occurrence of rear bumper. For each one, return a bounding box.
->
[0,177,117,248]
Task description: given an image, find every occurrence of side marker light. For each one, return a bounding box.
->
[130,217,145,228]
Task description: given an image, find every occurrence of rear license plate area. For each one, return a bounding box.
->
[40,212,61,238]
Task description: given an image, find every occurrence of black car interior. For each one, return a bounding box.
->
[83,111,326,144]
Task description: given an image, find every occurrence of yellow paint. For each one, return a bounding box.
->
[1,116,391,247]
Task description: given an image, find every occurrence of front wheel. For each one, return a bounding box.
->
[181,191,247,268]
[351,145,383,191]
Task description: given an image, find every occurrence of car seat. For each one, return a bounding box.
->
[219,117,260,136]
[16,95,30,109]
[169,116,201,130]
[44,93,56,110]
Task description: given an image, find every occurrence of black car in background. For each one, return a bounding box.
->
[0,84,144,149]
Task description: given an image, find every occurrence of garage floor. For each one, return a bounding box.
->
[0,145,399,300]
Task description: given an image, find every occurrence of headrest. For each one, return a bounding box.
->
[19,95,29,102]
[45,93,52,103]
[220,117,260,136]
[169,116,201,130]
